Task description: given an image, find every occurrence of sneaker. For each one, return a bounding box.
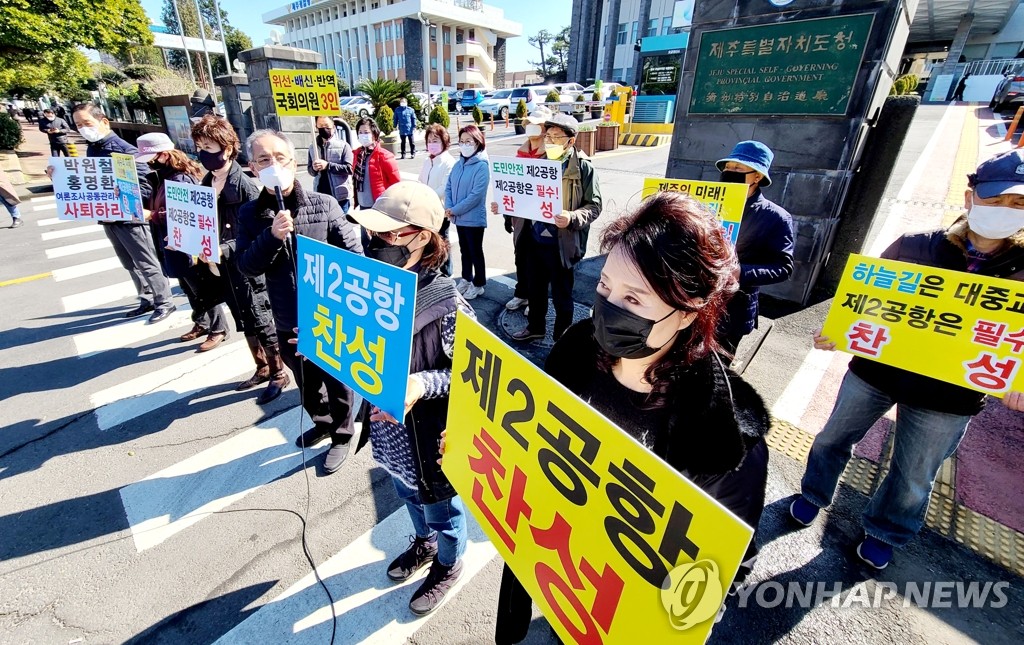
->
[464,284,485,300]
[505,296,528,311]
[387,535,438,582]
[10,218,23,228]
[409,557,463,615]
[789,496,820,527]
[524,306,530,317]
[455,279,471,294]
[856,536,893,570]
[510,328,544,342]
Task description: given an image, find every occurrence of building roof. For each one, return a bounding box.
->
[909,0,1020,43]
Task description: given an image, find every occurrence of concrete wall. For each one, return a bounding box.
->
[215,74,254,163]
[667,0,914,304]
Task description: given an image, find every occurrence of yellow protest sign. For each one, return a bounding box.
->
[641,178,746,244]
[823,253,1024,396]
[269,69,341,116]
[443,313,754,643]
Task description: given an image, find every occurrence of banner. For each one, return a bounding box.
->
[491,156,564,223]
[164,180,220,262]
[270,69,341,116]
[443,313,754,643]
[823,254,1024,396]
[296,235,418,420]
[641,178,746,244]
[111,153,145,222]
[51,157,131,221]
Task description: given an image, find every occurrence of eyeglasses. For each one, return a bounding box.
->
[252,154,293,169]
[543,134,570,143]
[373,228,420,244]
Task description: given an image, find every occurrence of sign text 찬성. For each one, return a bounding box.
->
[690,13,873,115]
[491,156,564,223]
[164,180,220,262]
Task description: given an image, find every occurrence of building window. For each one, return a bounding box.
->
[647,19,657,37]
[662,16,672,35]
[372,1,379,9]
[469,28,475,41]
[430,26,436,42]
[374,26,381,41]
[443,29,451,44]
[630,21,638,44]
[616,23,627,45]
[431,57,438,70]
[444,59,451,72]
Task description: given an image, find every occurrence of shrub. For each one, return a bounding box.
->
[471,105,483,124]
[545,89,560,103]
[592,88,602,102]
[337,109,360,130]
[514,99,527,121]
[376,104,395,136]
[429,103,450,128]
[0,113,23,150]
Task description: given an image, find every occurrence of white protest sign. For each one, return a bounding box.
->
[490,156,563,223]
[51,156,134,221]
[164,180,220,262]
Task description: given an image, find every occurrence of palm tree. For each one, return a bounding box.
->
[356,77,413,110]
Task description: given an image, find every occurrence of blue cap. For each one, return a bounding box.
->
[716,140,774,187]
[969,150,1024,199]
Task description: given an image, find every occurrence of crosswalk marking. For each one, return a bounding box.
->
[51,257,122,281]
[119,406,329,552]
[61,281,138,313]
[486,267,516,290]
[45,237,112,259]
[31,202,57,212]
[213,509,495,644]
[30,195,55,203]
[41,225,104,241]
[73,303,193,358]
[36,217,76,227]
[91,339,249,430]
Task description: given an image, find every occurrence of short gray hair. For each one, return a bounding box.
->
[245,129,296,161]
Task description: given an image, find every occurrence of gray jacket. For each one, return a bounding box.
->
[307,135,354,202]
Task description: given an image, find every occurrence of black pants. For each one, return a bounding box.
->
[278,327,356,441]
[439,219,453,277]
[456,225,486,287]
[104,223,173,308]
[512,227,531,299]
[400,134,415,156]
[49,142,69,157]
[527,242,575,339]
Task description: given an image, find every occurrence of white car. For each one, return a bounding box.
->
[344,96,374,118]
[478,89,514,120]
[581,82,623,101]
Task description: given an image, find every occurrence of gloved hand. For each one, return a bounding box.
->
[504,215,514,234]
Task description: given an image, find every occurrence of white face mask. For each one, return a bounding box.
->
[258,164,294,192]
[459,143,477,158]
[525,124,543,137]
[358,133,374,147]
[968,202,1024,240]
[78,126,103,142]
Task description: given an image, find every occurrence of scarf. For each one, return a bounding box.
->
[354,144,373,193]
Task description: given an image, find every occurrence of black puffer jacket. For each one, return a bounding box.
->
[235,180,363,330]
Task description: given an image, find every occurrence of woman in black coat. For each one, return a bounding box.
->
[192,115,289,402]
[494,191,771,643]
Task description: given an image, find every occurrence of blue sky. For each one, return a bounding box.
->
[138,0,570,72]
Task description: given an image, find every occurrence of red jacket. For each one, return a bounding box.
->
[353,144,401,202]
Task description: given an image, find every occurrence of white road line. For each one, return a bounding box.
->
[41,225,104,241]
[61,281,137,313]
[45,237,111,259]
[30,195,55,203]
[400,171,419,181]
[74,304,193,358]
[36,217,75,227]
[119,406,331,552]
[213,509,494,644]
[92,339,248,430]
[770,349,839,426]
[486,267,516,290]
[31,202,57,212]
[51,257,121,281]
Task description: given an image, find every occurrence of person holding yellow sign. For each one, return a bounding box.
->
[492,192,771,643]
[791,150,1024,570]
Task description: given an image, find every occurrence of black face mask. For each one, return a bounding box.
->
[198,149,227,172]
[318,127,333,139]
[720,170,757,185]
[593,293,678,359]
[148,159,167,172]
[366,236,412,268]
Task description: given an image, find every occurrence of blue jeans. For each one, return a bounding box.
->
[0,193,20,220]
[392,476,467,567]
[801,371,970,547]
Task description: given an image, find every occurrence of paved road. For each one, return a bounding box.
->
[2,135,1021,644]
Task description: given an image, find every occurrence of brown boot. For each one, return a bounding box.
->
[198,330,229,352]
[236,335,270,391]
[258,343,291,404]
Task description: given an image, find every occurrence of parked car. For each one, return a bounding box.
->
[478,89,514,121]
[509,86,552,114]
[448,88,490,113]
[555,83,586,99]
[581,82,624,101]
[990,67,1024,113]
[345,96,374,118]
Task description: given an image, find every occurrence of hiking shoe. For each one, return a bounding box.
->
[789,496,820,527]
[387,535,438,582]
[409,557,463,615]
[505,296,527,311]
[856,536,893,570]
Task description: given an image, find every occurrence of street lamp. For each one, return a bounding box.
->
[336,54,359,96]
[417,12,435,97]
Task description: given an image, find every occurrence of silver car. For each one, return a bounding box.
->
[990,67,1024,113]
[478,89,514,121]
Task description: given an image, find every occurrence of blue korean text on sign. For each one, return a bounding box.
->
[296,235,418,420]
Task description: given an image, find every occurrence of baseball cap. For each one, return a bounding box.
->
[525,105,554,125]
[349,181,445,233]
[135,132,176,163]
[969,150,1024,199]
[544,113,579,137]
[716,140,775,187]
